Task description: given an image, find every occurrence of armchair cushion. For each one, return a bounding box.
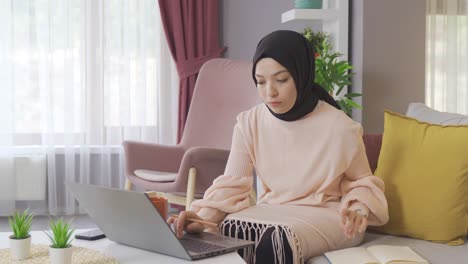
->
[134,169,177,182]
[372,111,468,245]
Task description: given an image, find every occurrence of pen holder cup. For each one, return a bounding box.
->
[150,197,168,220]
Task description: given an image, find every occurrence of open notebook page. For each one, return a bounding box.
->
[367,245,429,264]
[324,247,380,264]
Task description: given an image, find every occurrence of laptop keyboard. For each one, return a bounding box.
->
[180,238,226,253]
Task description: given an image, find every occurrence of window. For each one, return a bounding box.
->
[0,0,177,146]
[0,0,178,215]
[426,0,468,114]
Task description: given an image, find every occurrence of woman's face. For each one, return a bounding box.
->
[255,58,297,114]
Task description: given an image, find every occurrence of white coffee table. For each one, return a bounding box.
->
[0,229,246,264]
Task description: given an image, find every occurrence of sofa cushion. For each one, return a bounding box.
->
[372,111,468,244]
[306,232,468,264]
[406,102,468,125]
[406,102,468,234]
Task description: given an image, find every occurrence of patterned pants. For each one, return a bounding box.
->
[222,220,294,264]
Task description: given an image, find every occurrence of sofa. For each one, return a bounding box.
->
[307,131,468,263]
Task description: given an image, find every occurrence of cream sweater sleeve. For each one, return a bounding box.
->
[339,123,390,226]
[190,115,255,225]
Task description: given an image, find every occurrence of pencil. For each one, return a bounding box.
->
[171,214,218,228]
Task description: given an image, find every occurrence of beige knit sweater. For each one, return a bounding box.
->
[191,101,389,262]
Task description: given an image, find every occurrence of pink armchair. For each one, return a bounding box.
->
[123,58,261,209]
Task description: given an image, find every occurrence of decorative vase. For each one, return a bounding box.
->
[49,246,73,264]
[9,235,32,260]
[295,0,323,9]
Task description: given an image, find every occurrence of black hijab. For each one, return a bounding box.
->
[252,30,341,121]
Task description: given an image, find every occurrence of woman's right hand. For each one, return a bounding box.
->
[166,210,205,238]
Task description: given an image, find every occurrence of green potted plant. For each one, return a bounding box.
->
[302,28,328,56]
[45,218,75,264]
[8,209,34,260]
[302,28,362,115]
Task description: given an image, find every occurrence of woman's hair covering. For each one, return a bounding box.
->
[252,30,341,121]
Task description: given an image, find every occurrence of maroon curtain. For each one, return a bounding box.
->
[158,0,225,143]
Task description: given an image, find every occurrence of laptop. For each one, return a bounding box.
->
[67,182,254,260]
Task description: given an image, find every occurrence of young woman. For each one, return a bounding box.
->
[167,30,389,264]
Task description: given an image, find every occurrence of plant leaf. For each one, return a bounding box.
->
[345,98,363,109]
[302,29,362,112]
[344,93,363,98]
[47,217,74,248]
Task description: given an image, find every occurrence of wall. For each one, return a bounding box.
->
[220,0,320,61]
[352,0,426,133]
[221,0,427,133]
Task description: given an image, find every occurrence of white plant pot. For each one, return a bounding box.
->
[9,235,32,260]
[49,246,73,264]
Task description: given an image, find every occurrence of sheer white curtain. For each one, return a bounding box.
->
[0,0,178,215]
[426,0,468,114]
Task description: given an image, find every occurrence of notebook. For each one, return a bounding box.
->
[324,245,429,264]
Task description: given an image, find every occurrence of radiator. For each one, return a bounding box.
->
[0,155,47,201]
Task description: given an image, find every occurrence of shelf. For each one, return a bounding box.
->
[281,9,339,23]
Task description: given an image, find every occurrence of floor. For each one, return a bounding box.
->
[0,206,180,233]
[0,214,98,233]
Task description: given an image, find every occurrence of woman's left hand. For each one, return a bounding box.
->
[340,209,368,239]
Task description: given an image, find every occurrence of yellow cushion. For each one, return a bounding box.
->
[372,111,468,245]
